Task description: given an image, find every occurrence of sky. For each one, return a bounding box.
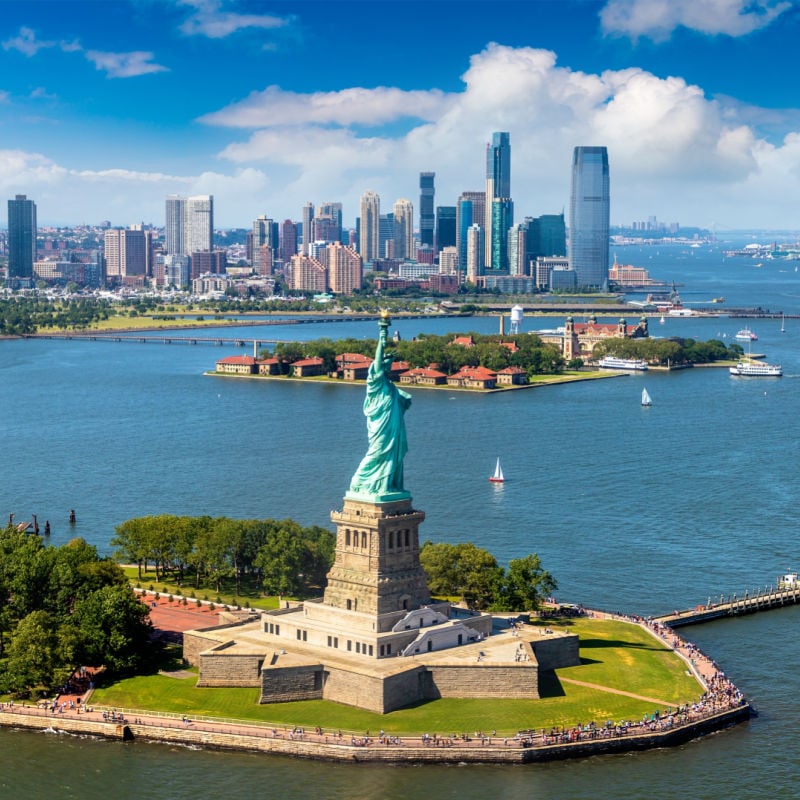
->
[1,0,800,231]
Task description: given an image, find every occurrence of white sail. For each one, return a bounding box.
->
[489,457,504,482]
[641,388,652,406]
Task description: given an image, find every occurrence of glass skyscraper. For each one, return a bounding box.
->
[419,172,435,248]
[569,146,610,289]
[485,132,511,270]
[7,194,37,281]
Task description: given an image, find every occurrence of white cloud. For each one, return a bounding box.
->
[4,42,800,228]
[177,0,291,38]
[84,50,169,78]
[600,0,793,40]
[2,26,56,56]
[195,42,800,228]
[199,85,452,128]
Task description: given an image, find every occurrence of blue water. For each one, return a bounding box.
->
[2,237,799,798]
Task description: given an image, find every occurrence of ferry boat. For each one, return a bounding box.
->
[735,327,758,341]
[597,355,648,371]
[729,361,782,377]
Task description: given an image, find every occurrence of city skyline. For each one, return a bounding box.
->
[1,1,800,229]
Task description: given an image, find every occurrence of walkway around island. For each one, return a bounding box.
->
[0,603,750,764]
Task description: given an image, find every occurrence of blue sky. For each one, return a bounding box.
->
[2,0,800,230]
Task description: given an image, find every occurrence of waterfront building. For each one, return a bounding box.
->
[419,172,435,248]
[392,199,414,261]
[534,255,570,290]
[288,253,327,293]
[536,314,649,360]
[164,195,185,255]
[301,202,314,255]
[435,205,456,252]
[161,253,190,288]
[191,272,227,297]
[251,215,278,273]
[322,242,362,295]
[490,198,514,271]
[190,249,227,280]
[103,227,148,286]
[456,191,484,270]
[507,222,527,276]
[279,219,297,261]
[527,213,567,263]
[485,132,510,268]
[569,146,610,289]
[359,191,380,264]
[466,223,484,282]
[7,194,37,283]
[438,246,458,275]
[185,195,214,257]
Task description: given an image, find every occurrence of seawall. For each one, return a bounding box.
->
[0,703,749,764]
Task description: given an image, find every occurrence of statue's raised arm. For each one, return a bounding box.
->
[347,312,412,502]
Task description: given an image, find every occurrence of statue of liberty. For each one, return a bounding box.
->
[347,311,412,502]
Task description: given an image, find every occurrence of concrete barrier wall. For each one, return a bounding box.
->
[197,652,263,687]
[531,635,580,671]
[427,664,539,699]
[261,665,323,703]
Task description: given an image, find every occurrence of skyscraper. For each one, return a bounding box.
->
[359,191,380,263]
[104,228,147,284]
[419,172,435,248]
[491,198,513,271]
[393,199,414,260]
[456,191,485,270]
[569,146,610,289]
[7,194,37,281]
[435,206,456,252]
[466,223,484,283]
[165,195,185,255]
[184,195,214,256]
[301,202,315,254]
[484,132,511,269]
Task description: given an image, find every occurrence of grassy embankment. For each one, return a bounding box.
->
[92,617,702,735]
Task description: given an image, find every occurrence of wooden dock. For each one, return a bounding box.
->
[654,583,800,628]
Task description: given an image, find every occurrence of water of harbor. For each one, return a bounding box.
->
[1,238,799,798]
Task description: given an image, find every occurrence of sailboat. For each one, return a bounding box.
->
[489,458,505,483]
[781,314,785,333]
[641,388,652,407]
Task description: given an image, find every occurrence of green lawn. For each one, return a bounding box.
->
[92,617,703,736]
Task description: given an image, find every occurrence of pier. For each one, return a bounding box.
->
[654,582,800,628]
[27,333,288,347]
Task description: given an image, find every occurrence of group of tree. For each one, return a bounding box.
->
[111,515,335,598]
[593,336,743,365]
[0,297,113,334]
[0,526,152,697]
[419,542,556,612]
[271,331,565,377]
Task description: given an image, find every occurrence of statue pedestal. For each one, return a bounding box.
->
[320,496,430,631]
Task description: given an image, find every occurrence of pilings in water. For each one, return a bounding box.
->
[655,583,800,628]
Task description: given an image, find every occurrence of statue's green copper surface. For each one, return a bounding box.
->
[347,313,412,502]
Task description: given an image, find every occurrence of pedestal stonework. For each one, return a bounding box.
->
[320,497,431,632]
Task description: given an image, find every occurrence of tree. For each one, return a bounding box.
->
[420,541,504,610]
[255,521,307,596]
[3,610,65,695]
[497,554,557,612]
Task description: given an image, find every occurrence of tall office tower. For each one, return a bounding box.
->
[392,199,414,260]
[484,132,511,268]
[316,202,343,243]
[419,172,435,248]
[165,195,185,255]
[379,214,395,259]
[466,223,484,283]
[456,191,485,269]
[507,223,528,276]
[191,250,227,280]
[323,242,362,294]
[435,206,456,253]
[103,228,147,284]
[491,198,514,271]
[280,219,298,261]
[252,215,277,272]
[7,194,37,281]
[184,195,213,256]
[359,191,380,263]
[527,213,567,261]
[569,146,610,289]
[301,202,315,254]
